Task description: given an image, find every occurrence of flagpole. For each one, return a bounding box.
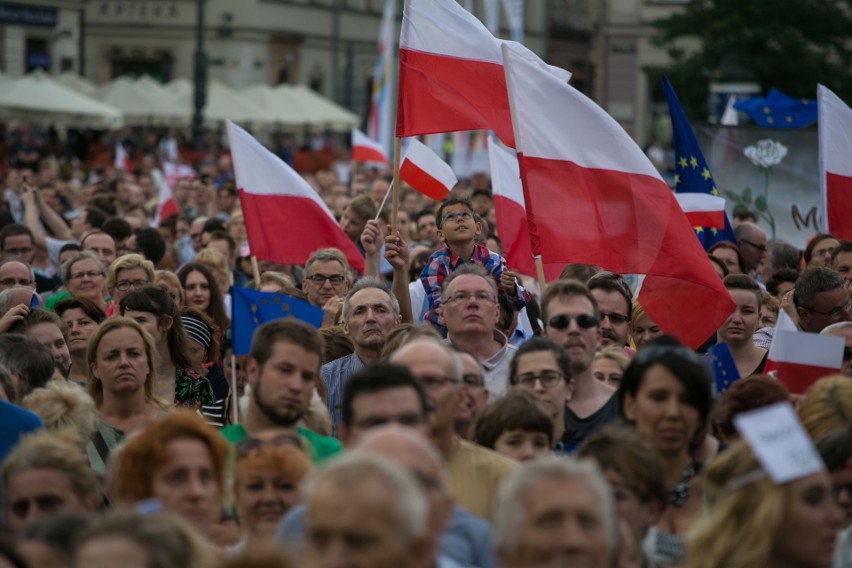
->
[374,177,394,220]
[390,137,401,235]
[251,256,262,286]
[534,256,547,295]
[230,353,238,424]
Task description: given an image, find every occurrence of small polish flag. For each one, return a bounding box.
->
[351,128,389,165]
[226,121,365,272]
[675,193,726,229]
[764,328,844,394]
[399,139,457,200]
[818,85,852,240]
[115,142,132,173]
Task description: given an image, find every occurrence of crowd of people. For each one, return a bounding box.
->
[0,130,851,568]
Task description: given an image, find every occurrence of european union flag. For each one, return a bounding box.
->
[707,342,741,394]
[663,77,737,251]
[230,287,324,355]
[734,88,817,129]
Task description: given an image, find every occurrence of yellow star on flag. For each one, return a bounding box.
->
[711,187,719,196]
[674,174,681,185]
[701,168,711,180]
[690,156,698,168]
[711,228,719,236]
[694,227,704,233]
[678,157,688,168]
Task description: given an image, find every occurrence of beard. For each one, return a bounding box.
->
[252,374,303,427]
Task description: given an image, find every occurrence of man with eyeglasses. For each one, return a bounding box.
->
[588,272,633,348]
[301,249,351,327]
[541,280,619,453]
[508,337,573,453]
[734,222,769,277]
[0,224,58,293]
[794,267,852,333]
[391,338,517,522]
[440,264,517,399]
[322,278,401,435]
[0,259,35,292]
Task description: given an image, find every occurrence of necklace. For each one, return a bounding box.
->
[670,460,696,508]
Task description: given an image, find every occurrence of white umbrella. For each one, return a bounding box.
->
[166,78,270,125]
[0,71,122,127]
[95,76,187,126]
[282,84,359,131]
[241,84,304,127]
[56,72,97,96]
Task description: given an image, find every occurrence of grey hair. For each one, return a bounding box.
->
[793,267,844,309]
[0,334,55,398]
[0,258,34,282]
[494,457,618,555]
[342,277,400,322]
[821,322,852,336]
[61,251,105,284]
[305,248,351,280]
[301,452,429,541]
[440,263,498,303]
[0,286,36,313]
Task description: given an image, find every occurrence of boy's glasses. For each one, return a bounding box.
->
[442,211,473,224]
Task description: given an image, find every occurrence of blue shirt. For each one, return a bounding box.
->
[320,353,365,437]
[0,401,42,462]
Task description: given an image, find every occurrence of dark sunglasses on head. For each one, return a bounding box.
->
[235,434,302,457]
[548,314,599,330]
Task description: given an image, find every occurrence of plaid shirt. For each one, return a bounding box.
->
[420,243,529,334]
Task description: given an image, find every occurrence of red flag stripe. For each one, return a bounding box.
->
[352,146,390,165]
[825,172,852,240]
[683,210,725,229]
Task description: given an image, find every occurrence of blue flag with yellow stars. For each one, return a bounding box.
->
[734,88,817,129]
[707,342,741,394]
[230,286,324,355]
[663,77,737,250]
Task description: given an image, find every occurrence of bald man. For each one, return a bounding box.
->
[734,222,768,276]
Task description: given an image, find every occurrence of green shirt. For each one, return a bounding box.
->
[220,423,341,464]
[43,290,71,311]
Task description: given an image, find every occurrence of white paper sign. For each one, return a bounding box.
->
[733,401,824,484]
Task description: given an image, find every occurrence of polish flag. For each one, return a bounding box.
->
[818,84,852,240]
[675,193,726,230]
[351,128,389,165]
[226,121,365,272]
[399,138,457,200]
[396,0,570,148]
[502,42,734,349]
[153,178,179,225]
[764,328,843,394]
[115,142,132,173]
[487,136,562,280]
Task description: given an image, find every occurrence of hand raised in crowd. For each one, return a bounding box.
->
[501,268,519,297]
[19,182,38,209]
[360,219,384,256]
[384,226,409,272]
[0,302,29,334]
[321,295,345,329]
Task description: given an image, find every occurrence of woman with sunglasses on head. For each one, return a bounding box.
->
[617,335,713,568]
[230,434,313,553]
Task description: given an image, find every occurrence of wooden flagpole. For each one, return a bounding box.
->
[390,137,402,235]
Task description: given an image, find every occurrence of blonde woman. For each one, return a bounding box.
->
[592,345,631,389]
[799,375,852,441]
[105,253,155,316]
[630,300,662,349]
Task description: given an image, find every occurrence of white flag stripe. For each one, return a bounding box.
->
[771,329,844,368]
[402,138,458,189]
[818,84,852,177]
[401,0,503,63]
[675,193,725,213]
[487,136,525,206]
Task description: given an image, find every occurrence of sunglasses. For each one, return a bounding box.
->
[235,434,302,457]
[547,314,599,330]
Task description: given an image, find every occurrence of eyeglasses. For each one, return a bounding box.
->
[417,375,460,390]
[461,373,485,388]
[3,247,33,257]
[0,277,34,288]
[739,239,767,253]
[69,270,104,281]
[235,434,302,457]
[441,211,473,224]
[113,279,149,292]
[802,302,852,321]
[547,313,599,330]
[815,247,837,258]
[600,311,629,325]
[306,273,346,285]
[515,370,565,388]
[446,291,496,304]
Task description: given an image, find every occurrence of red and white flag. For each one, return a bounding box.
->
[226,121,365,272]
[487,136,562,280]
[155,162,195,224]
[351,128,389,165]
[399,139,457,200]
[115,142,132,173]
[675,193,726,230]
[818,84,852,240]
[764,327,843,394]
[501,42,734,349]
[396,0,569,148]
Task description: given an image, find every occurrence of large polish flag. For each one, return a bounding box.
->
[351,128,389,165]
[400,139,457,200]
[502,42,734,349]
[396,0,570,148]
[487,136,562,280]
[675,193,726,230]
[226,121,365,272]
[818,84,852,240]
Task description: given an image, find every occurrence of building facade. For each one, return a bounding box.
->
[0,0,83,76]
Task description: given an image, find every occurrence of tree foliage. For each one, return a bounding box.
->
[651,0,852,119]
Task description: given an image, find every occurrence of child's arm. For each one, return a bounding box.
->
[419,251,449,331]
[487,255,529,311]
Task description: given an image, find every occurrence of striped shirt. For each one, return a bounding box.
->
[321,353,365,437]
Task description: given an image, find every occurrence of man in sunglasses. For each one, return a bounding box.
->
[734,222,768,277]
[541,280,619,453]
[795,267,852,333]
